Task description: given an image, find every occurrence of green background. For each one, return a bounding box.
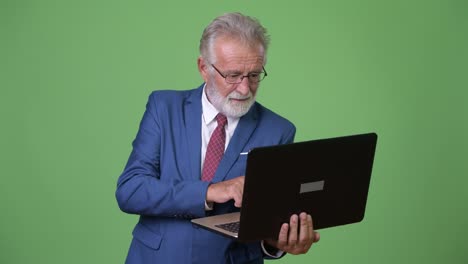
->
[1,0,467,263]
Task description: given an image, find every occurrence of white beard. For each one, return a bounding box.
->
[206,80,256,118]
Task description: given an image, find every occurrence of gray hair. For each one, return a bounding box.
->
[199,12,270,64]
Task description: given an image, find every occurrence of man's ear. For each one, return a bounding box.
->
[198,56,209,82]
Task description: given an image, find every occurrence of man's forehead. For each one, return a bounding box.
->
[213,40,265,67]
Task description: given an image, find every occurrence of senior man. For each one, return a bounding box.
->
[116,12,320,264]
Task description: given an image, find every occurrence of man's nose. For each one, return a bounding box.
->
[236,77,250,95]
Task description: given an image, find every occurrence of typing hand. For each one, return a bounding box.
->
[266,212,320,255]
[206,176,245,207]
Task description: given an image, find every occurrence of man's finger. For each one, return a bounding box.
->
[288,214,299,246]
[307,214,314,239]
[276,223,289,249]
[299,213,309,243]
[314,231,320,243]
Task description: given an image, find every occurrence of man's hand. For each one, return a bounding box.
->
[265,212,320,255]
[206,176,245,207]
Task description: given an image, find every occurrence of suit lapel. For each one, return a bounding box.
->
[184,86,203,180]
[212,105,258,182]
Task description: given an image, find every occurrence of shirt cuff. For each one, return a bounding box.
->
[261,240,284,258]
[205,200,214,211]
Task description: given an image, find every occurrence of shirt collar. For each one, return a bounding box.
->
[201,84,219,125]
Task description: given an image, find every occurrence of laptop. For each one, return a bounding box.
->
[191,132,378,242]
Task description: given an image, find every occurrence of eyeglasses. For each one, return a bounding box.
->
[211,64,268,84]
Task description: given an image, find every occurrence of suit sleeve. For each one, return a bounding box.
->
[115,92,209,218]
[282,123,296,145]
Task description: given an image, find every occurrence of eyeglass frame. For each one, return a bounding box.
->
[211,64,268,84]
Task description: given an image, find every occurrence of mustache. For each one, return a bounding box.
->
[227,91,252,100]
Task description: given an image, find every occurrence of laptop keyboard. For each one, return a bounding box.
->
[215,221,240,233]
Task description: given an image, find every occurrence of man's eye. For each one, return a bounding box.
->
[228,74,241,78]
[249,73,260,78]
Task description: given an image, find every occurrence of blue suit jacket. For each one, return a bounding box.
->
[116,84,296,264]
